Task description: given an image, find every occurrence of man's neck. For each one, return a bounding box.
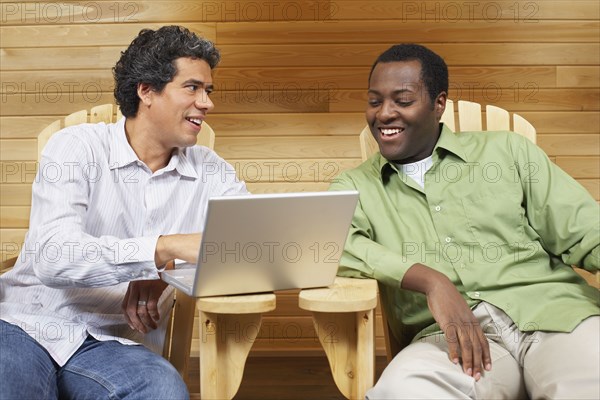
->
[124,117,172,172]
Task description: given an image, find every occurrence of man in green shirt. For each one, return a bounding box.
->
[330,44,599,399]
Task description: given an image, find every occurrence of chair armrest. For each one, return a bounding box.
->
[1,256,18,274]
[299,277,378,312]
[299,277,378,399]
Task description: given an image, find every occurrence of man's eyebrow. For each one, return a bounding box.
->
[182,79,212,87]
[367,88,415,95]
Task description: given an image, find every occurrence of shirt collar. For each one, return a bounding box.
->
[166,148,198,179]
[108,117,198,179]
[109,117,139,170]
[378,123,468,177]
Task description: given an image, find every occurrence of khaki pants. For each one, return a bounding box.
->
[367,302,599,399]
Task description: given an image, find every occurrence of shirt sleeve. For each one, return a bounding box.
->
[329,173,423,288]
[25,131,160,288]
[511,134,600,271]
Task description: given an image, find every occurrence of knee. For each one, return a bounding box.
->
[143,358,189,400]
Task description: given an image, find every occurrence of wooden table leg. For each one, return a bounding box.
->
[196,294,276,400]
[299,277,378,399]
[311,309,375,399]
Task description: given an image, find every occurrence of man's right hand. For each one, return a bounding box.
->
[154,233,202,267]
[401,263,492,381]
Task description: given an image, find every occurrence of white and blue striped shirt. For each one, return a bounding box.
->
[0,118,247,365]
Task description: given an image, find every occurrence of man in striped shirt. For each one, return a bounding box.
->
[0,26,247,400]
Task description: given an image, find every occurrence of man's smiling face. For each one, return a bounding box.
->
[366,60,446,164]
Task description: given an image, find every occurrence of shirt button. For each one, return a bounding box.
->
[445,237,452,243]
[434,205,441,212]
[473,292,481,298]
[460,263,466,269]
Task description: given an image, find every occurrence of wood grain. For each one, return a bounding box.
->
[217,20,599,44]
[3,44,598,71]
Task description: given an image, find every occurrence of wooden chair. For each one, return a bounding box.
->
[1,104,275,399]
[300,100,600,395]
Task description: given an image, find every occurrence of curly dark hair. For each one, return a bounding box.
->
[369,44,448,107]
[113,25,220,117]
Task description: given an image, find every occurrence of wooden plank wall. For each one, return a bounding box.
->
[1,1,599,356]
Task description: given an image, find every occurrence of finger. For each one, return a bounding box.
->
[458,330,473,376]
[127,294,146,333]
[470,330,483,381]
[123,284,140,331]
[445,325,460,365]
[136,302,154,332]
[478,328,492,372]
[126,283,148,333]
[137,281,158,333]
[147,296,160,325]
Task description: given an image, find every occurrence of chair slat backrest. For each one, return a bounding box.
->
[513,113,537,144]
[485,105,510,131]
[64,110,88,127]
[90,104,114,124]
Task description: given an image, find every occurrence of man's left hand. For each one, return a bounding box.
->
[122,273,170,334]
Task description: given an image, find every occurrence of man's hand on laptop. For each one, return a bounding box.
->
[155,233,202,266]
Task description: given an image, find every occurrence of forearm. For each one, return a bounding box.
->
[30,229,159,288]
[154,233,202,267]
[401,262,451,294]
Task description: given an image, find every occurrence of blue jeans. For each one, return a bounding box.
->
[0,320,189,400]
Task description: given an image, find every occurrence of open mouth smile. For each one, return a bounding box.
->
[378,127,405,140]
[186,117,203,127]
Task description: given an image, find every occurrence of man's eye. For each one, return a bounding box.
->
[397,100,413,106]
[187,85,198,91]
[368,100,381,106]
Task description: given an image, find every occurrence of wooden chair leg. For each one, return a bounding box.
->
[311,310,375,399]
[299,277,378,399]
[167,290,196,384]
[196,293,276,400]
[199,311,263,399]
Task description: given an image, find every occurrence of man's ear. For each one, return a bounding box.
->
[434,92,447,119]
[137,83,154,107]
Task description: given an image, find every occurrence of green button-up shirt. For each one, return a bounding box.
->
[330,124,599,345]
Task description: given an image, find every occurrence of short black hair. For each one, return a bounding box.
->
[369,44,448,105]
[113,25,220,117]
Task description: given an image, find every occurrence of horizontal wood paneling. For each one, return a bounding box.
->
[14,20,600,49]
[2,1,597,24]
[3,43,599,71]
[0,206,30,228]
[1,0,598,359]
[556,66,600,87]
[332,89,600,112]
[331,1,600,21]
[555,157,600,178]
[0,1,335,24]
[2,88,599,118]
[1,66,570,93]
[2,111,598,142]
[537,134,600,156]
[0,23,216,47]
[215,137,360,159]
[217,20,599,44]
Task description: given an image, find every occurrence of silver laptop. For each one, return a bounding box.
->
[161,191,359,297]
